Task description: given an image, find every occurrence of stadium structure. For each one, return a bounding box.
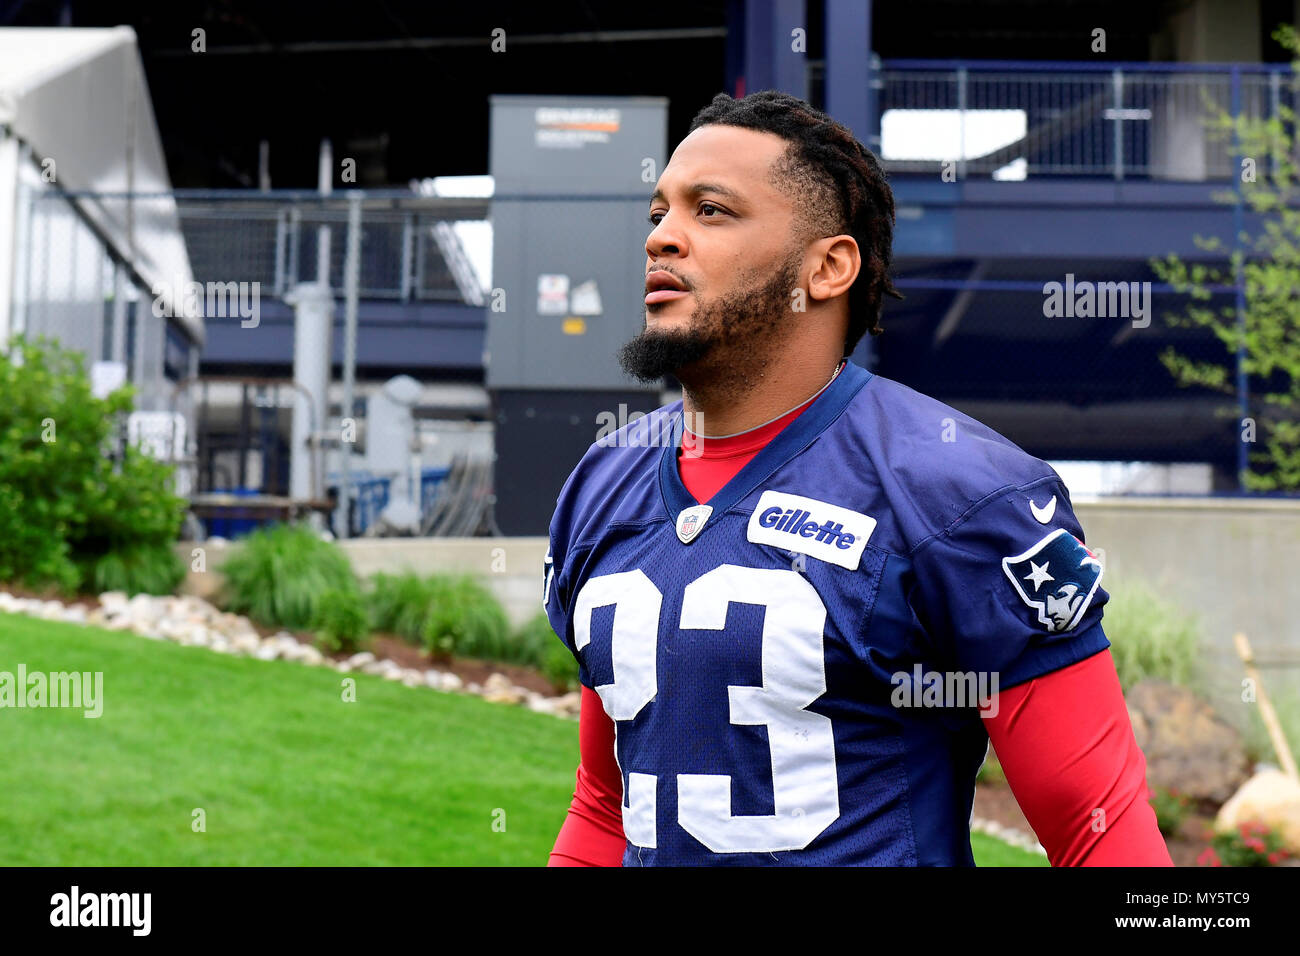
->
[0,1,1290,538]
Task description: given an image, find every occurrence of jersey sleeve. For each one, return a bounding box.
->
[908,474,1110,689]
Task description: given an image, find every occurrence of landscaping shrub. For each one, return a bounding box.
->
[1106,580,1300,767]
[0,336,186,594]
[512,612,582,692]
[1149,786,1192,837]
[79,542,185,597]
[221,523,357,629]
[541,639,582,694]
[420,575,510,660]
[367,572,517,663]
[1101,579,1205,693]
[512,612,560,669]
[312,587,371,654]
[369,572,438,643]
[976,750,1005,786]
[1199,821,1294,867]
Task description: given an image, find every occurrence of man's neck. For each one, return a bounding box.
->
[678,342,844,437]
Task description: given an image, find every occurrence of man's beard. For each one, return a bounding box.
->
[618,248,803,398]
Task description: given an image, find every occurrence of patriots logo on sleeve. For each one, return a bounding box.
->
[1001,528,1103,633]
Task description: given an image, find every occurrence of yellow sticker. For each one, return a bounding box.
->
[562,317,587,335]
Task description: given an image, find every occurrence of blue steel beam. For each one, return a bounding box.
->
[824,0,873,145]
[824,0,874,370]
[890,178,1251,260]
[739,0,807,99]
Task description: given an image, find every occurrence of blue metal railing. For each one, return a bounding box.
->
[352,476,391,534]
[348,467,451,535]
[876,60,1297,181]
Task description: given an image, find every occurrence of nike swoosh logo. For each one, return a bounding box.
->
[1030,495,1057,524]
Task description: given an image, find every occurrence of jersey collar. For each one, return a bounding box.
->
[658,360,873,533]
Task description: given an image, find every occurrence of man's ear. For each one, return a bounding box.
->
[807,235,861,304]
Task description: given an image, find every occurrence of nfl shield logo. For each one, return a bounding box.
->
[675,505,713,544]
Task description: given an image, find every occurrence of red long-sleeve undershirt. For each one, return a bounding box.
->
[548,392,1171,867]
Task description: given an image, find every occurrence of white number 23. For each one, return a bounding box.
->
[573,565,840,854]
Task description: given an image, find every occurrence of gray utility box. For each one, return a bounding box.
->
[487,96,670,534]
[486,95,668,390]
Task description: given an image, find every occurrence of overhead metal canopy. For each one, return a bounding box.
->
[0,25,201,344]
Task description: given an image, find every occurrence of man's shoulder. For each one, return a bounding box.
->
[573,398,681,484]
[837,371,1064,543]
[549,399,680,549]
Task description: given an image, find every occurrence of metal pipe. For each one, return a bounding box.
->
[338,192,362,538]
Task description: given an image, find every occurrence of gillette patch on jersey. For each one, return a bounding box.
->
[747,491,876,570]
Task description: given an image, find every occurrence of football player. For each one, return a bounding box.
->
[544,90,1172,866]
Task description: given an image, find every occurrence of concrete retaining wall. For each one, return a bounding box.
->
[1075,498,1300,653]
[178,497,1300,650]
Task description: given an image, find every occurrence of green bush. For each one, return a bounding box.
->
[0,336,186,594]
[1149,785,1192,837]
[78,542,186,597]
[1102,579,1205,693]
[367,572,521,664]
[513,612,560,669]
[220,523,357,629]
[542,639,582,694]
[512,612,583,692]
[976,749,1005,786]
[421,576,510,660]
[1200,820,1294,867]
[369,572,438,643]
[312,587,371,654]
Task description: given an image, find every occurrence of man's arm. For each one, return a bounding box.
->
[548,686,626,866]
[981,647,1173,866]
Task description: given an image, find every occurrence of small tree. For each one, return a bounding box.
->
[1150,24,1300,491]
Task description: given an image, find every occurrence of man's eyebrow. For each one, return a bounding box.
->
[649,182,745,206]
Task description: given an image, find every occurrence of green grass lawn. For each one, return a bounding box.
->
[970,832,1048,867]
[0,611,1045,866]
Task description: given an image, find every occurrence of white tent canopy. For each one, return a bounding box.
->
[0,26,200,344]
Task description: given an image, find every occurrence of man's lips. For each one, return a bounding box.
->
[645,289,690,305]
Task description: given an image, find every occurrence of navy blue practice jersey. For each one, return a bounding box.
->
[544,360,1109,865]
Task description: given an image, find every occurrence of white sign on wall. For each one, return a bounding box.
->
[537,274,570,314]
